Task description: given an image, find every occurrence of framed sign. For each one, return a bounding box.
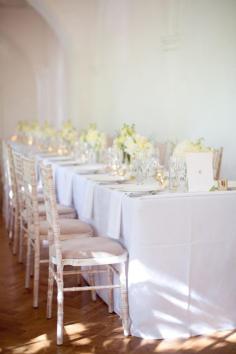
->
[186,152,214,192]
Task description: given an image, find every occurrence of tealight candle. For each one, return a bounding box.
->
[217,179,228,191]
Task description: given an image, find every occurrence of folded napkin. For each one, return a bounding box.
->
[81,180,96,220]
[55,167,75,206]
[107,190,125,239]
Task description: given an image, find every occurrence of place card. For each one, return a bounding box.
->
[186,152,214,192]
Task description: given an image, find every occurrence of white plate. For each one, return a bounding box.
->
[88,174,128,183]
[111,183,163,193]
[57,160,82,166]
[47,156,73,162]
[228,181,236,189]
[39,153,59,158]
[75,164,106,175]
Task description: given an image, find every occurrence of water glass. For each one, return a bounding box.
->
[169,156,187,192]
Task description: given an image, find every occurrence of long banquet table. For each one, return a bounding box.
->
[35,155,236,340]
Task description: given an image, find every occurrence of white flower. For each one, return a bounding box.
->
[79,124,106,151]
[59,120,78,145]
[42,121,56,138]
[113,123,136,151]
[173,138,211,157]
[113,123,153,158]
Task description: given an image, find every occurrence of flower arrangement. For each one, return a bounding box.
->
[113,123,136,152]
[114,123,153,162]
[16,120,42,144]
[58,120,78,146]
[17,120,31,134]
[17,120,40,135]
[173,138,211,157]
[41,121,57,139]
[79,123,106,151]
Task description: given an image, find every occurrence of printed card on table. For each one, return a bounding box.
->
[186,152,214,192]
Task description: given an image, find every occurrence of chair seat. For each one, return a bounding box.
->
[52,236,127,261]
[37,193,44,203]
[22,204,76,221]
[38,204,76,218]
[39,219,93,236]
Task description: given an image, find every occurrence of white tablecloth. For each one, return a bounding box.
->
[50,163,236,339]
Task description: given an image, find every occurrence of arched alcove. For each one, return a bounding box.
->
[0,33,37,138]
[0,0,67,138]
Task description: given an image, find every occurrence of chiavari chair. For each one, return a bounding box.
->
[40,163,130,345]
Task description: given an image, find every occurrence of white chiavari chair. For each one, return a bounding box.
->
[213,147,223,180]
[6,143,19,255]
[1,142,12,238]
[22,156,94,308]
[12,151,28,263]
[40,163,130,345]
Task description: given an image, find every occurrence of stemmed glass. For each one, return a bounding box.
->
[106,147,123,175]
[169,156,187,192]
[132,152,159,184]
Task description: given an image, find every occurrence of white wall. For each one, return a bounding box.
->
[1,0,236,178]
[29,0,236,178]
[0,33,37,138]
[0,3,66,138]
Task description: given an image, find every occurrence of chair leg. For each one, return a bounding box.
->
[13,210,19,255]
[47,262,54,319]
[108,267,114,313]
[25,236,31,288]
[8,207,14,243]
[33,242,40,308]
[57,279,64,345]
[119,262,130,336]
[18,221,24,263]
[30,247,34,277]
[89,266,96,301]
[7,203,11,232]
[76,267,82,285]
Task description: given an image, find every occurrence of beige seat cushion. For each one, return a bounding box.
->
[38,204,76,218]
[52,236,126,260]
[37,193,44,203]
[22,205,76,222]
[37,185,43,194]
[39,219,93,236]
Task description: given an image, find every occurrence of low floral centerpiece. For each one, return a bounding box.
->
[58,120,78,153]
[40,121,57,151]
[173,138,211,157]
[16,120,42,145]
[80,123,106,151]
[113,123,153,163]
[79,123,106,162]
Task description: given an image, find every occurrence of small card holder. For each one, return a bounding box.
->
[217,179,228,191]
[186,152,214,192]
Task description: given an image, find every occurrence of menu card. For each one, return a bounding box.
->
[186,152,214,192]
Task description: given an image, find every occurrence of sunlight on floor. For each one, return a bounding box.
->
[6,334,51,354]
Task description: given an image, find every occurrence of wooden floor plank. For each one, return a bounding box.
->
[1,216,236,353]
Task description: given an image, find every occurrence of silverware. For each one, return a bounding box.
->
[127,191,159,198]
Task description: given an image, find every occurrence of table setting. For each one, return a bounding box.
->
[7,120,236,341]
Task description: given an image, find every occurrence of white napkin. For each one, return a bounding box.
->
[107,190,125,239]
[56,167,75,206]
[81,180,96,220]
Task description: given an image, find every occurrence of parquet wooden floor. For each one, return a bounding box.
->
[1,216,236,354]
